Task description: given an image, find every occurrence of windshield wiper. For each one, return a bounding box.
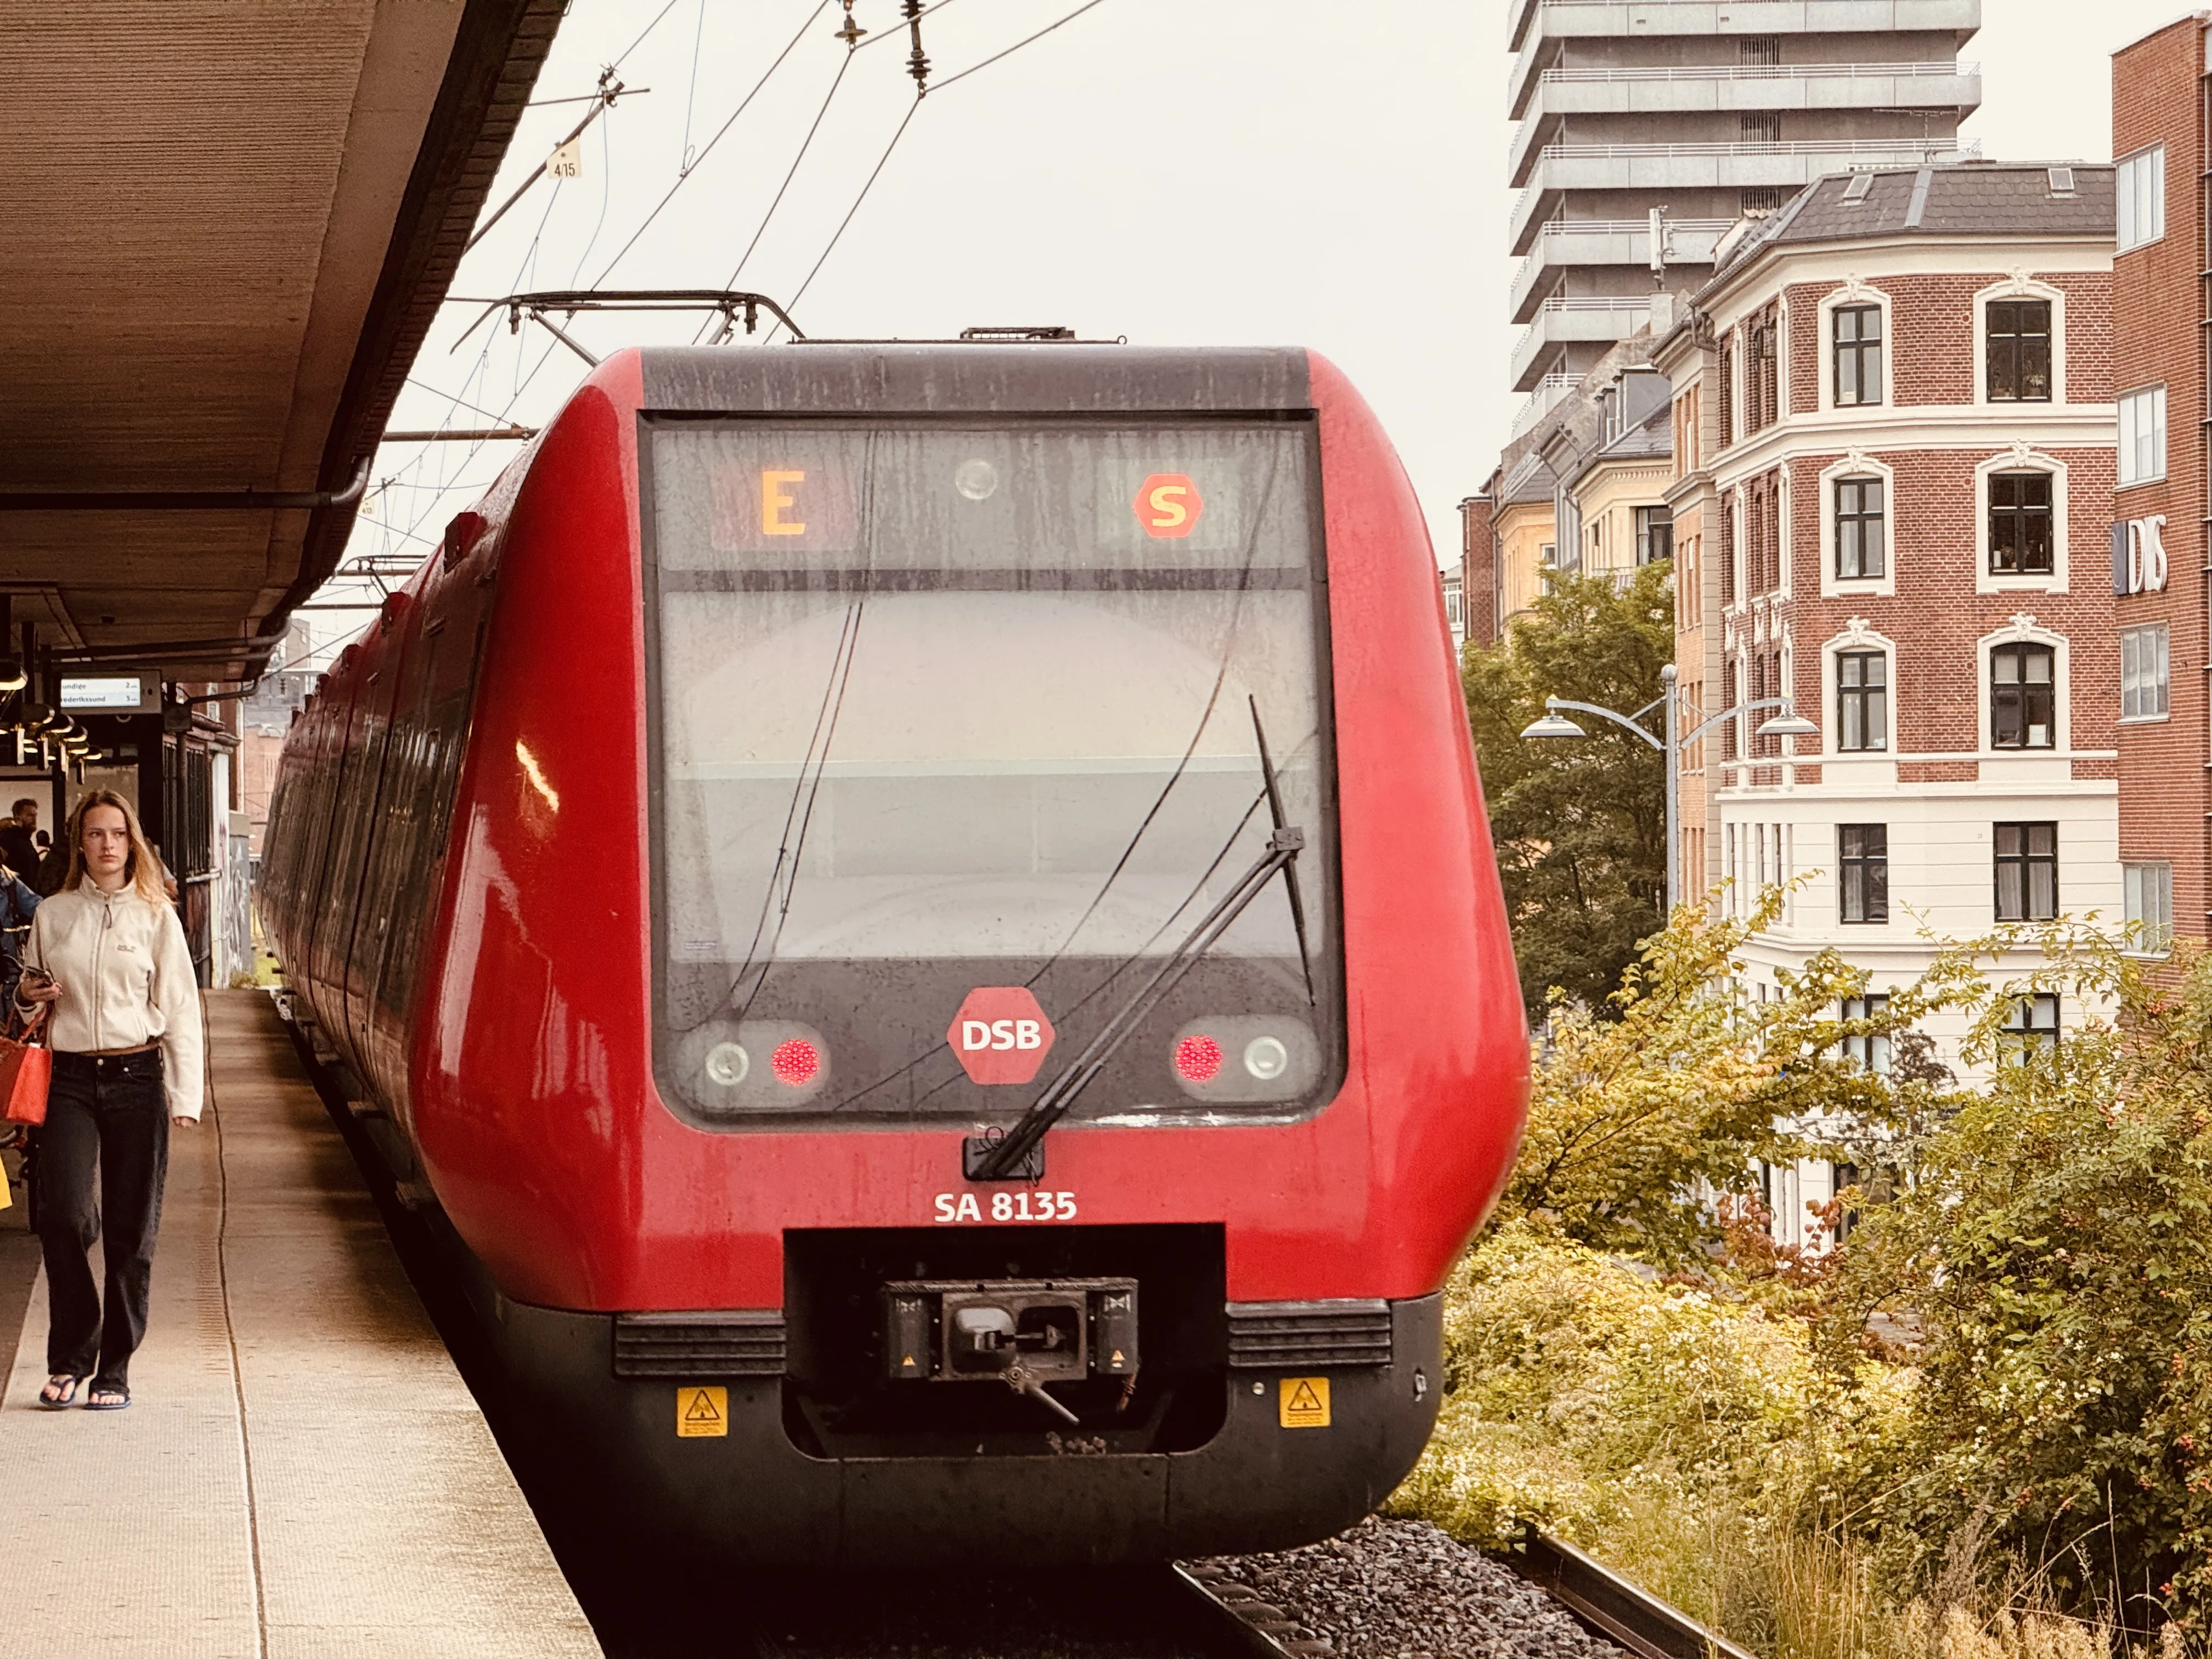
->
[966,701,1313,1182]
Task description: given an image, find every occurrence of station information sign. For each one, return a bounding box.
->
[60,674,154,712]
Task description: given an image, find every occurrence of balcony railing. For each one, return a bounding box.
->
[1511,136,1974,240]
[1538,217,1737,236]
[1538,136,1977,162]
[1537,296,1656,313]
[1538,59,1978,83]
[1511,374,1583,438]
[1511,300,1655,390]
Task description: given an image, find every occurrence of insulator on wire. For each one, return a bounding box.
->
[904,0,929,92]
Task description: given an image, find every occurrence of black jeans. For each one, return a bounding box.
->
[36,1049,169,1386]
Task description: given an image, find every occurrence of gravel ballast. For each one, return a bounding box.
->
[1191,1515,1627,1659]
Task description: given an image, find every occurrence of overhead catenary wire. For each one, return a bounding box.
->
[783,96,920,314]
[930,0,1112,95]
[678,0,709,173]
[339,0,1124,597]
[770,0,1119,329]
[721,47,854,292]
[590,0,832,287]
[611,0,682,74]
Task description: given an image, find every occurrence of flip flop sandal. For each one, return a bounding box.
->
[83,1383,129,1411]
[37,1374,82,1409]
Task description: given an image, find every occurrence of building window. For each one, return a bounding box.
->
[1836,652,1887,752]
[1717,335,1736,447]
[1839,992,1891,1073]
[2125,862,2174,955]
[2121,624,2170,721]
[1987,300,2053,403]
[1748,648,1786,758]
[1835,476,1884,578]
[2119,386,2166,487]
[2118,145,2165,252]
[1989,473,2054,574]
[2000,993,2060,1058]
[1838,825,1888,923]
[1746,310,1780,435]
[1832,305,1883,406]
[1990,643,2056,749]
[1994,822,2058,922]
[1636,506,1673,566]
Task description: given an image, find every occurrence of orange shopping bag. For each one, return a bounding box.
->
[0,1005,50,1127]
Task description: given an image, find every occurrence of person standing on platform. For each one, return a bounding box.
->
[14,789,202,1411]
[0,798,39,888]
[0,860,38,1007]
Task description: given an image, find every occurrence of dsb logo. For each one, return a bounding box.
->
[963,1018,1043,1052]
[947,987,1057,1085]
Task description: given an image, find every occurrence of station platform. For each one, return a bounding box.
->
[0,990,600,1658]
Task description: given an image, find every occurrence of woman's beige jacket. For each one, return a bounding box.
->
[19,881,203,1121]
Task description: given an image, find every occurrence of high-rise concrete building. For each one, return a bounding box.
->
[1508,0,1985,424]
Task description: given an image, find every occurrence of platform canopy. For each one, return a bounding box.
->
[0,0,563,681]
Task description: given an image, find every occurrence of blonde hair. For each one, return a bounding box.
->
[64,789,168,905]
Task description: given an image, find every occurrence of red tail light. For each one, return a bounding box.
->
[771,1039,821,1086]
[1173,1034,1223,1083]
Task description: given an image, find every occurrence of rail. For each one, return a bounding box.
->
[1171,1566,1302,1656]
[1510,1530,1762,1659]
[1539,58,1977,83]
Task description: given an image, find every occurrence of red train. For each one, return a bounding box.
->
[259,342,1528,1566]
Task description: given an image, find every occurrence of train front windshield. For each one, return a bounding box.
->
[645,419,1342,1123]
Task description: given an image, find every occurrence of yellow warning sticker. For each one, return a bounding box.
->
[677,1385,729,1438]
[1279,1376,1331,1429]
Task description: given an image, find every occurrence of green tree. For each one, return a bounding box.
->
[1505,890,1975,1270]
[1832,939,2212,1626]
[1467,563,1674,1013]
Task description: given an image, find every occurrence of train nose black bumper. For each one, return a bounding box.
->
[491,1291,1443,1567]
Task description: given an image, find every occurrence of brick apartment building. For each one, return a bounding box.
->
[1656,163,2120,1240]
[1457,493,1497,650]
[2111,19,2207,957]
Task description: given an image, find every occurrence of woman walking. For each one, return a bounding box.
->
[15,789,201,1410]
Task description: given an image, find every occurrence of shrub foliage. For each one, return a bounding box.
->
[1396,904,2212,1656]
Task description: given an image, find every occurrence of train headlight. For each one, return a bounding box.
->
[1243,1036,1289,1081]
[704,1042,750,1087]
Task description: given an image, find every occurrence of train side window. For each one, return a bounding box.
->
[375,611,490,1022]
[368,627,448,1023]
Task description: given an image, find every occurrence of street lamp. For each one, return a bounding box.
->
[1519,662,1819,912]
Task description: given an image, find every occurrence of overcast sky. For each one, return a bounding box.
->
[321,0,2209,660]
